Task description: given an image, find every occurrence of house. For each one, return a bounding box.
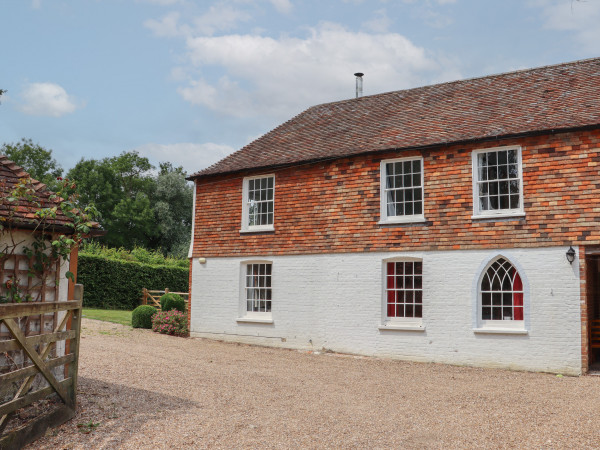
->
[187,57,600,375]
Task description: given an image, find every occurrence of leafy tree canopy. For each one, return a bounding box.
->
[1,138,63,190]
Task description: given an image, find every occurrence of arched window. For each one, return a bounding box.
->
[480,257,523,321]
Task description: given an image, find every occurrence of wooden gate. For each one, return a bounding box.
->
[0,285,83,450]
[142,288,189,311]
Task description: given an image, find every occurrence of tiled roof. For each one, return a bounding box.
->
[0,155,74,231]
[191,57,600,179]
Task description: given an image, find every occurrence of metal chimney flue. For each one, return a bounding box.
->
[354,72,364,98]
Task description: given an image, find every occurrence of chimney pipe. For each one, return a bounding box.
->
[354,72,364,98]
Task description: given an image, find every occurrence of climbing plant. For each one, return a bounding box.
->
[0,176,98,303]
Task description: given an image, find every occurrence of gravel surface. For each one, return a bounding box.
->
[29,318,600,449]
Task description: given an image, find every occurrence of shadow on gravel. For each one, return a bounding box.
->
[28,375,200,449]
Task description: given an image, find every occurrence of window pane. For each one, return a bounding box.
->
[414,305,422,318]
[492,293,501,305]
[412,160,420,172]
[482,307,491,320]
[414,262,422,274]
[405,305,414,317]
[403,161,412,173]
[498,150,507,165]
[510,195,520,209]
[508,149,517,164]
[415,290,422,304]
[492,308,502,320]
[405,202,413,215]
[482,293,491,306]
[488,152,497,165]
[386,174,394,189]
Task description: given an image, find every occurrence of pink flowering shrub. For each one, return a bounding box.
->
[151,310,189,337]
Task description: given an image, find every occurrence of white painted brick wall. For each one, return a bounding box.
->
[190,246,582,375]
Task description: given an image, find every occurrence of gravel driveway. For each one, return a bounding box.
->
[29,318,600,449]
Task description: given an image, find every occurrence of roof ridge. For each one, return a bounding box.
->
[306,56,600,110]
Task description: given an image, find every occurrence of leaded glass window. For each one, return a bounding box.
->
[480,258,523,321]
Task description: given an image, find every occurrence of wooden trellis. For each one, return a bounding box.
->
[0,254,61,340]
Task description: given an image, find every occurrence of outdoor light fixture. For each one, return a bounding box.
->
[566,246,576,264]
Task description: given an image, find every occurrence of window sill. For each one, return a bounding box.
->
[236,317,274,324]
[471,212,525,221]
[379,215,426,226]
[473,328,528,335]
[378,324,425,332]
[240,226,275,234]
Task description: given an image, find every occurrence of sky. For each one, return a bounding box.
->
[1,0,599,176]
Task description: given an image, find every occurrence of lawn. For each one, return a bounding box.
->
[82,308,132,327]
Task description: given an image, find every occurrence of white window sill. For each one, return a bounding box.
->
[240,226,275,234]
[471,212,525,220]
[473,328,528,335]
[236,317,274,324]
[378,324,425,332]
[379,215,426,225]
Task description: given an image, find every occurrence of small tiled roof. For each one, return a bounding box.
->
[190,57,600,179]
[0,155,74,231]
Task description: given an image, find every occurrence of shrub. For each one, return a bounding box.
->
[132,305,157,329]
[152,310,188,337]
[160,293,186,312]
[77,254,188,310]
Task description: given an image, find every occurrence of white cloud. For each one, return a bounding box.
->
[31,0,42,9]
[18,82,80,117]
[269,0,293,14]
[362,8,392,33]
[145,4,251,37]
[177,22,460,119]
[134,142,236,172]
[535,0,600,53]
[136,0,182,5]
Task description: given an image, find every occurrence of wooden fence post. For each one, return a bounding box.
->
[69,284,83,405]
[165,288,169,294]
[142,288,147,305]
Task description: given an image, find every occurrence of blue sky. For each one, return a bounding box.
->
[1,0,599,175]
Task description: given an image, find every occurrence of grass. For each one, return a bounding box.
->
[82,308,132,327]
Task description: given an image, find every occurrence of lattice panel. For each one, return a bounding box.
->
[0,254,60,339]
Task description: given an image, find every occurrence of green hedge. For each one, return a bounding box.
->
[78,254,189,310]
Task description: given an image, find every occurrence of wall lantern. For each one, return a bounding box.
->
[566,246,576,264]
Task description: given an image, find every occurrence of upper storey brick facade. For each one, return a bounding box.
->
[189,58,600,258]
[191,129,600,258]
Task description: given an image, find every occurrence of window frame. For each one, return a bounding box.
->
[379,156,426,225]
[472,254,529,334]
[380,257,424,330]
[471,145,525,219]
[237,260,274,324]
[240,174,275,233]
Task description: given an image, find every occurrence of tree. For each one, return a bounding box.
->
[150,169,193,257]
[1,139,63,190]
[67,151,159,249]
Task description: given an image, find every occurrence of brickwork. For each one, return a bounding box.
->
[190,247,583,375]
[192,129,600,258]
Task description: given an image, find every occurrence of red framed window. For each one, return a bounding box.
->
[386,261,423,318]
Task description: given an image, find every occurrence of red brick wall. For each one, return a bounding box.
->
[191,129,600,258]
